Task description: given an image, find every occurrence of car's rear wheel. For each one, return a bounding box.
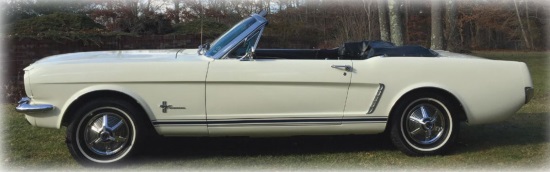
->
[66,98,147,165]
[390,93,459,156]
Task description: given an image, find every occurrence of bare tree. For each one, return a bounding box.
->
[388,0,404,45]
[445,0,458,51]
[363,0,374,40]
[513,0,531,49]
[378,0,390,42]
[524,1,533,49]
[431,0,443,50]
[173,0,181,23]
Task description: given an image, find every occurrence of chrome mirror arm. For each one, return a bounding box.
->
[239,51,254,61]
[197,45,205,55]
[197,43,210,55]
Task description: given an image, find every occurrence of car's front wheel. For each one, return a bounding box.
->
[390,93,460,156]
[66,98,146,165]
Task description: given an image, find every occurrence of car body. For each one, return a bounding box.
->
[16,11,533,165]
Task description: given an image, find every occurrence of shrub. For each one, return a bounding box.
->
[10,12,105,35]
[173,19,229,38]
[3,81,25,104]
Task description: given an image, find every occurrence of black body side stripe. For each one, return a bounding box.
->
[152,117,387,125]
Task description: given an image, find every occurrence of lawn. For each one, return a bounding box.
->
[1,51,548,170]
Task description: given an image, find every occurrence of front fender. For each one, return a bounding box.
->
[57,84,155,129]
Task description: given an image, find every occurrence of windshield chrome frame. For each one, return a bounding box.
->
[205,14,267,59]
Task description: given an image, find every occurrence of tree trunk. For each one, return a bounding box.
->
[173,0,180,23]
[267,0,271,14]
[525,1,534,49]
[431,0,444,50]
[404,0,409,43]
[364,0,372,40]
[445,0,458,51]
[513,0,531,49]
[378,0,390,42]
[146,0,152,13]
[388,0,404,45]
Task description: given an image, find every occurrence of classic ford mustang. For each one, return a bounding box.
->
[16,11,533,165]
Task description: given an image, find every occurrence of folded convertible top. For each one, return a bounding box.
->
[367,45,439,58]
[339,40,438,59]
[255,40,439,60]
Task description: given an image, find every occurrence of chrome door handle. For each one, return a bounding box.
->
[331,65,353,72]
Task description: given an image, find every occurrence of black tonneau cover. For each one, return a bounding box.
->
[254,40,438,60]
[367,45,439,58]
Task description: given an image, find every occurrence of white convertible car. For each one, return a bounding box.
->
[17,11,533,165]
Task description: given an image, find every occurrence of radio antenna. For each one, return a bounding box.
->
[200,1,203,46]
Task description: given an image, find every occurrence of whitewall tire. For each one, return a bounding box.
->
[390,93,460,156]
[66,98,147,165]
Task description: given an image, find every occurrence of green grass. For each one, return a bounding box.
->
[2,51,549,170]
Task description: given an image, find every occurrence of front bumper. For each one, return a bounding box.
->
[15,97,54,113]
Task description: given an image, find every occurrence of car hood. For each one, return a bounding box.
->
[27,49,205,69]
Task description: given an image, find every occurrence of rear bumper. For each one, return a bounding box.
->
[525,87,534,104]
[15,97,54,113]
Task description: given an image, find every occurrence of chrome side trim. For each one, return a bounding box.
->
[15,97,54,113]
[151,116,387,126]
[367,84,385,114]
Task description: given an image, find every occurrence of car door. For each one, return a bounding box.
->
[205,58,353,134]
[144,58,210,136]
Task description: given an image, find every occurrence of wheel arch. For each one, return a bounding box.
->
[59,85,156,129]
[384,87,467,133]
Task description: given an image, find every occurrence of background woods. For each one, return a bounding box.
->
[4,0,548,50]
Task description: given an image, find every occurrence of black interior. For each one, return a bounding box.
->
[254,40,438,60]
[255,49,338,59]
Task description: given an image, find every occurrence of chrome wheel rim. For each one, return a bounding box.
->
[405,103,446,145]
[83,110,130,156]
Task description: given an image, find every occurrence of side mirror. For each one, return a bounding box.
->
[197,43,210,55]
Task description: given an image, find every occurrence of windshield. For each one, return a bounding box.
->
[226,30,262,59]
[205,17,257,57]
